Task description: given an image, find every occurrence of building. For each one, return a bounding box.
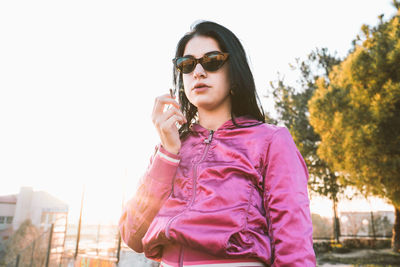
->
[0,187,68,243]
[0,194,17,243]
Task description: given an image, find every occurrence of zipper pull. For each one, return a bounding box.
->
[204,130,214,144]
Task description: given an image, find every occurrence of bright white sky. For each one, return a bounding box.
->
[0,0,396,224]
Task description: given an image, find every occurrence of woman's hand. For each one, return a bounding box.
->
[151,93,187,155]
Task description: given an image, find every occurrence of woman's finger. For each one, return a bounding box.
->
[151,95,181,125]
[152,94,180,116]
[162,114,186,132]
[154,106,186,128]
[160,106,186,122]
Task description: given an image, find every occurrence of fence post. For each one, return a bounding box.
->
[75,186,85,259]
[116,232,121,263]
[15,254,20,267]
[45,223,54,267]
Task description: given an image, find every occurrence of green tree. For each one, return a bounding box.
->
[309,5,400,251]
[270,48,345,242]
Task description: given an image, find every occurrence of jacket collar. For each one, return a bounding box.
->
[191,115,262,134]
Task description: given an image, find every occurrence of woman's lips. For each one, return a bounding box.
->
[193,86,209,93]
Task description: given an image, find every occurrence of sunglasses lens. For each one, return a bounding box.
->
[202,53,226,71]
[174,53,228,74]
[176,57,196,74]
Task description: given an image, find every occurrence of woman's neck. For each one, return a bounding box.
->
[197,108,232,131]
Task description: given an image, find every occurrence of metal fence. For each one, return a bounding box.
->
[4,214,67,267]
[312,210,394,241]
[2,211,394,267]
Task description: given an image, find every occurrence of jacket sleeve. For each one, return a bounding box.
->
[119,144,180,253]
[263,127,316,267]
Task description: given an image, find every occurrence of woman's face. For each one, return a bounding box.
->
[182,35,231,114]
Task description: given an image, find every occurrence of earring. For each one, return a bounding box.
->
[230,89,235,95]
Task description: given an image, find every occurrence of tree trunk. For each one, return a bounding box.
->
[393,206,400,252]
[332,197,340,243]
[370,211,376,248]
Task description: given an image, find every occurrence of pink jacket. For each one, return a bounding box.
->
[119,116,316,266]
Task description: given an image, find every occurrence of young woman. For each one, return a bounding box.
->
[119,21,316,266]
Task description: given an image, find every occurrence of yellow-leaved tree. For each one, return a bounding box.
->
[309,3,400,251]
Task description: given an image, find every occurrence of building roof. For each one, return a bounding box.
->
[0,194,17,204]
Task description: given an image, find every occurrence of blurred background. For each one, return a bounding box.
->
[0,0,399,266]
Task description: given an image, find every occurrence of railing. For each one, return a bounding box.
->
[4,214,67,267]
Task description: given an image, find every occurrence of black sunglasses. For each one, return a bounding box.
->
[173,51,229,74]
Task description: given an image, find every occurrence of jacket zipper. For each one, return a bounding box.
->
[165,130,214,239]
[189,130,213,207]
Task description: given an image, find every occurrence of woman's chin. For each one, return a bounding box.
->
[189,95,231,113]
[190,96,213,108]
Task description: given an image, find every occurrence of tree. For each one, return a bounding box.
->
[309,6,400,251]
[270,48,345,242]
[1,219,39,266]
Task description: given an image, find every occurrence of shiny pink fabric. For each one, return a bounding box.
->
[161,242,265,266]
[119,116,316,266]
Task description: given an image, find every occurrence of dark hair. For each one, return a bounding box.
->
[173,20,265,137]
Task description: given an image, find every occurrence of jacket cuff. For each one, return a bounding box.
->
[158,145,181,164]
[147,145,180,184]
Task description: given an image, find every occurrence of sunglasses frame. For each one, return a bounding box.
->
[173,51,229,74]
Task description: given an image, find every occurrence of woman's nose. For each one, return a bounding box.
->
[193,63,207,78]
